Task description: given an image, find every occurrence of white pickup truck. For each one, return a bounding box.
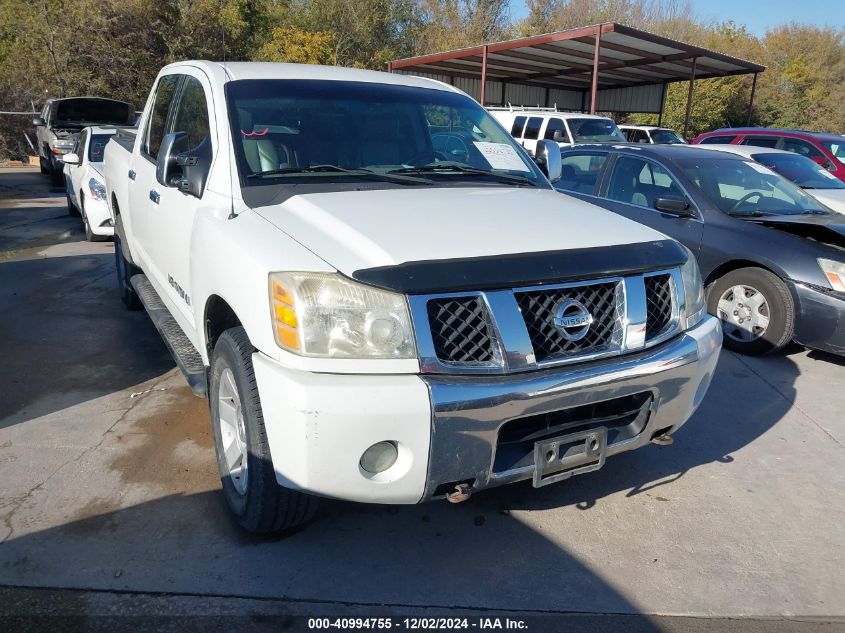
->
[104,61,721,534]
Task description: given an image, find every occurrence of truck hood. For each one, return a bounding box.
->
[252,187,668,281]
[807,189,845,214]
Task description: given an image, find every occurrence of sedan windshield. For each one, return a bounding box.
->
[822,140,845,163]
[651,129,686,144]
[753,152,845,190]
[225,79,548,188]
[87,134,113,163]
[568,118,626,143]
[678,157,830,216]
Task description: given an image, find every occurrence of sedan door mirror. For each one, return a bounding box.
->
[654,197,695,217]
[32,116,46,127]
[534,139,562,183]
[61,153,79,165]
[810,155,834,171]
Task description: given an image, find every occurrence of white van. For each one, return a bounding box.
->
[488,106,626,155]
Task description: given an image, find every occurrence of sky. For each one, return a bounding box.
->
[511,0,845,36]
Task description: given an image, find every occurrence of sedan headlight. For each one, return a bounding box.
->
[818,258,845,292]
[681,247,706,329]
[269,272,416,359]
[88,178,107,201]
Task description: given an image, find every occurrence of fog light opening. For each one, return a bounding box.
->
[360,441,399,474]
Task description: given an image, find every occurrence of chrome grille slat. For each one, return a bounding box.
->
[409,268,684,375]
[514,281,621,362]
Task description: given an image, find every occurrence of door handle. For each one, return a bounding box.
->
[128,169,136,181]
[149,190,160,204]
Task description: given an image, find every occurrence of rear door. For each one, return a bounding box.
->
[597,154,703,255]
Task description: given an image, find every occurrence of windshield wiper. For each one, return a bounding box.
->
[247,164,432,185]
[730,210,773,217]
[387,164,539,187]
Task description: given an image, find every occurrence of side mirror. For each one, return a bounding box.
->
[156,131,212,198]
[810,155,834,171]
[654,197,695,217]
[62,153,79,165]
[535,139,562,183]
[552,129,566,143]
[33,116,46,127]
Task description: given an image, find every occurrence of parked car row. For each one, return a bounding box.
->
[30,62,844,537]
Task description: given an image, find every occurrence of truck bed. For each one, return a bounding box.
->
[111,127,137,152]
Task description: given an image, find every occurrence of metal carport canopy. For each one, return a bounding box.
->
[388,23,765,133]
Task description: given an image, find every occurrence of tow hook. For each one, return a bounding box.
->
[446,483,472,504]
[651,433,674,446]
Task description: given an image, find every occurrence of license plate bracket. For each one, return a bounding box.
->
[533,427,608,488]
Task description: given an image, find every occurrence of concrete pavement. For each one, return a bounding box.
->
[1,167,844,627]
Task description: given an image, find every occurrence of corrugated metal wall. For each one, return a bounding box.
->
[396,69,665,114]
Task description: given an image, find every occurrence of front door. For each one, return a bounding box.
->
[599,154,703,257]
[144,70,216,342]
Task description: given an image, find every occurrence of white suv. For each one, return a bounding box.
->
[488,107,626,155]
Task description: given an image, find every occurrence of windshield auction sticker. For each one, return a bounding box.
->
[473,142,531,172]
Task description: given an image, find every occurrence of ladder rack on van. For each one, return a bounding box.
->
[485,104,561,113]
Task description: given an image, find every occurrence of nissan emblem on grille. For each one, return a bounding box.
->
[553,299,594,341]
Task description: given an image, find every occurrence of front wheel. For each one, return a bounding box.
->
[707,267,794,356]
[81,193,108,242]
[66,192,80,218]
[210,327,319,534]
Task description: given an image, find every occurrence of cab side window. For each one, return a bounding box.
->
[523,117,542,140]
[143,74,180,160]
[170,76,211,152]
[510,116,527,138]
[557,153,608,194]
[699,135,737,145]
[544,118,566,141]
[606,156,687,209]
[741,136,779,148]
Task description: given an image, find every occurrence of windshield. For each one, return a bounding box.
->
[753,152,845,190]
[568,118,626,143]
[678,156,830,216]
[226,79,548,189]
[651,129,686,144]
[87,134,113,163]
[54,99,133,126]
[822,140,845,163]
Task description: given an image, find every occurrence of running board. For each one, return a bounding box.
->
[130,274,207,397]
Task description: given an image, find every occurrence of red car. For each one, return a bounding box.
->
[691,128,845,183]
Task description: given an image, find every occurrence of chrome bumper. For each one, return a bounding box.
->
[420,315,722,500]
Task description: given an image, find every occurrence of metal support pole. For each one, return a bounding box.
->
[387,61,393,73]
[682,57,697,139]
[747,73,758,125]
[657,83,667,127]
[480,45,488,106]
[589,25,602,114]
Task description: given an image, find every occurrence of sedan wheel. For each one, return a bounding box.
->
[717,284,769,343]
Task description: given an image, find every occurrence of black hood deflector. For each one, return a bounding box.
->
[352,239,688,294]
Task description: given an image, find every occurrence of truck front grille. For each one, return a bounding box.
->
[427,296,496,364]
[410,269,683,374]
[644,274,674,340]
[514,281,621,363]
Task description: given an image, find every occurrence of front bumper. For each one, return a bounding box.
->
[253,316,721,504]
[792,282,845,355]
[83,197,114,236]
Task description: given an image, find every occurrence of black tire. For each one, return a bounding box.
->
[50,166,64,187]
[114,214,141,310]
[39,157,48,174]
[80,193,108,242]
[210,327,319,534]
[707,267,794,356]
[66,192,81,218]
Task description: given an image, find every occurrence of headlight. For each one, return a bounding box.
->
[269,272,416,359]
[88,178,107,200]
[818,258,845,292]
[680,247,706,329]
[51,139,74,154]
